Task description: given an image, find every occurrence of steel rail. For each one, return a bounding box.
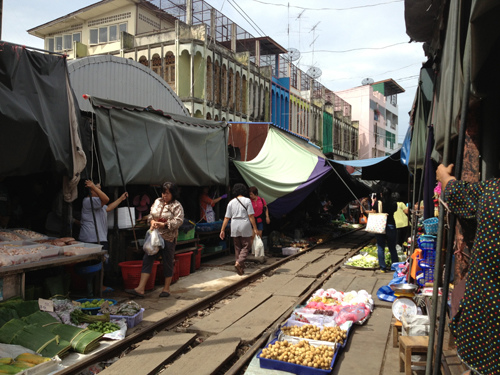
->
[224,243,363,375]
[57,229,367,375]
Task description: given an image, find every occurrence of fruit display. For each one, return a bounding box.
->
[79,299,108,308]
[281,325,347,345]
[260,340,335,370]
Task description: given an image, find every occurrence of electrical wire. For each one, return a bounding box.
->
[249,0,403,11]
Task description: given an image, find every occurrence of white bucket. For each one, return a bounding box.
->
[108,207,135,229]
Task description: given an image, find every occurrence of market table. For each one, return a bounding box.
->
[0,251,107,300]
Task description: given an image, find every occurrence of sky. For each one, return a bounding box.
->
[1,0,425,143]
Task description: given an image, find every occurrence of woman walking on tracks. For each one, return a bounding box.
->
[220,183,258,275]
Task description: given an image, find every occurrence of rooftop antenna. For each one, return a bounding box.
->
[309,21,320,69]
[295,9,306,68]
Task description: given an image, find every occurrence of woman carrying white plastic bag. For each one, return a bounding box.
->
[252,235,265,257]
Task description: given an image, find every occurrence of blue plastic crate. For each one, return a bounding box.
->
[418,248,436,268]
[416,266,434,286]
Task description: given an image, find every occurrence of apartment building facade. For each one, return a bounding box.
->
[28,0,357,160]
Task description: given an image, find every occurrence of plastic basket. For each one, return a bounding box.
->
[174,252,192,277]
[76,298,117,315]
[119,260,160,290]
[416,266,434,286]
[418,247,436,268]
[196,222,214,232]
[417,235,436,250]
[177,227,195,241]
[423,217,439,235]
[110,308,144,328]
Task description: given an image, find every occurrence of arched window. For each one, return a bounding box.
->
[152,53,161,76]
[206,57,213,102]
[228,68,234,111]
[253,81,258,119]
[221,64,227,107]
[242,75,247,113]
[139,55,148,67]
[214,61,220,105]
[235,72,241,112]
[164,51,175,91]
[206,112,212,120]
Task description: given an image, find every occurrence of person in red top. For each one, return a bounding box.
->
[199,186,226,223]
[249,186,270,238]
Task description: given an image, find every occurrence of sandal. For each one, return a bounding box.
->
[235,263,244,275]
[159,291,170,298]
[125,289,145,298]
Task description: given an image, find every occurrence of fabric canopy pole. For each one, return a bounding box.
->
[425,1,461,373]
[432,4,473,373]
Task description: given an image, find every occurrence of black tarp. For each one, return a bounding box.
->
[0,42,78,177]
[90,96,229,187]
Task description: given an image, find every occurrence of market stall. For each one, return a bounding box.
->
[0,42,89,302]
[257,287,374,373]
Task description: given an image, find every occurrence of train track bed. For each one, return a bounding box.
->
[57,228,399,375]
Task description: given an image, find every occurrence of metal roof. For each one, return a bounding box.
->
[67,55,189,115]
[372,78,405,96]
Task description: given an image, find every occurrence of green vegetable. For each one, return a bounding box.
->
[345,254,378,268]
[70,310,110,324]
[87,321,121,334]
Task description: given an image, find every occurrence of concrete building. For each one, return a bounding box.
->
[28,0,357,160]
[336,79,404,159]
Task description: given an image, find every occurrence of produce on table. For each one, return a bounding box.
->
[87,321,121,334]
[0,354,51,374]
[70,309,110,324]
[281,325,347,345]
[15,353,51,364]
[345,254,378,268]
[260,340,334,369]
[79,299,108,308]
[101,300,142,316]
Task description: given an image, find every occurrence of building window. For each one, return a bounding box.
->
[47,39,54,52]
[55,36,63,51]
[235,72,241,112]
[139,56,148,67]
[221,65,227,107]
[152,53,161,76]
[164,52,175,91]
[90,29,98,45]
[89,23,127,45]
[228,68,234,111]
[214,61,220,105]
[206,57,213,102]
[242,75,247,113]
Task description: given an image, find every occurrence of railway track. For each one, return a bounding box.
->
[60,229,371,375]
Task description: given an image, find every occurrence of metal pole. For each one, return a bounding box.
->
[432,5,473,373]
[0,0,3,41]
[425,1,461,373]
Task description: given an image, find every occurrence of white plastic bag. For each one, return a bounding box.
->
[252,235,265,257]
[143,229,164,256]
